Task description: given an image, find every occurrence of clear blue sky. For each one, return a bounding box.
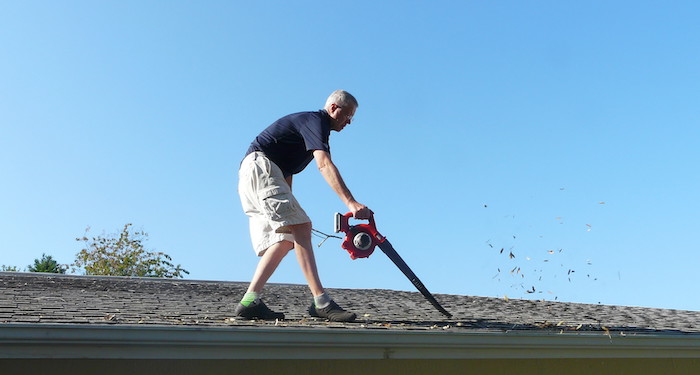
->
[2,1,699,311]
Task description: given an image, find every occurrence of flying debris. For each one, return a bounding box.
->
[483,209,600,302]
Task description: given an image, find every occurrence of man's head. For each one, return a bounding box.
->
[324,90,358,132]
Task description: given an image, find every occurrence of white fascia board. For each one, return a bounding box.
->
[1,324,699,360]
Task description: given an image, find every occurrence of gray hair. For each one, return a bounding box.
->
[324,90,358,109]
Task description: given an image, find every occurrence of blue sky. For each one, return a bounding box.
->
[2,1,699,311]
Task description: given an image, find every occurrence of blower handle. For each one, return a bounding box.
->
[335,212,384,243]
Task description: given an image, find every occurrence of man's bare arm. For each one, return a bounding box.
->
[313,150,370,218]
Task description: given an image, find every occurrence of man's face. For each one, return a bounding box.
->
[329,103,356,132]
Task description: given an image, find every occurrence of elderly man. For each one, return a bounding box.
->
[235,90,371,322]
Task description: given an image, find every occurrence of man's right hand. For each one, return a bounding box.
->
[348,201,372,220]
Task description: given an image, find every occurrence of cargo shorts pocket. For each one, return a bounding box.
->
[262,193,295,221]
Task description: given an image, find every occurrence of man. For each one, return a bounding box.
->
[235,90,371,322]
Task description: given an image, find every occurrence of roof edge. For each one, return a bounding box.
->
[1,324,698,360]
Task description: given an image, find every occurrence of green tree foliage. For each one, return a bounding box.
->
[73,224,189,278]
[28,253,67,273]
[1,265,21,272]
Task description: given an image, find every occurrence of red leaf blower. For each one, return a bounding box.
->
[334,212,452,318]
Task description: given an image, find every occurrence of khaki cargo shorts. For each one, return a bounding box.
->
[238,152,311,255]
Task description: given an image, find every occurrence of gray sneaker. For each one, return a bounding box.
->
[234,300,285,320]
[309,300,357,322]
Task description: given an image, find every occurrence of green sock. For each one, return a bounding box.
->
[240,292,258,307]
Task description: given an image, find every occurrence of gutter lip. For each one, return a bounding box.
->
[2,323,699,360]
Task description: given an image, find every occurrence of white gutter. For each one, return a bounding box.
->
[1,324,698,360]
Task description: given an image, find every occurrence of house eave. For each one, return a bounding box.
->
[1,323,698,360]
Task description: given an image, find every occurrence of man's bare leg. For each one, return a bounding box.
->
[235,240,292,320]
[289,222,356,321]
[246,240,294,293]
[289,222,325,296]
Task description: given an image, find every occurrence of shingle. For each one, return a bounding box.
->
[0,272,698,335]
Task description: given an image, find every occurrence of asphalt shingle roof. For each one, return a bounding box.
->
[1,272,698,335]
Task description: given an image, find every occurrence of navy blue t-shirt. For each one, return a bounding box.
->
[246,110,332,177]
